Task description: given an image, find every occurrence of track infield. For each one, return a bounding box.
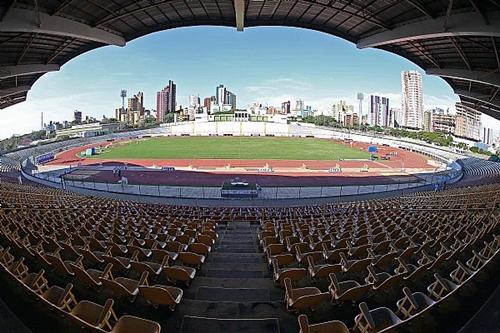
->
[46,137,439,187]
[92,136,372,160]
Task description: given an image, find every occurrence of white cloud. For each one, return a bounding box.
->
[0,91,114,140]
[245,77,312,96]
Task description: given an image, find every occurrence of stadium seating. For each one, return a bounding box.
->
[255,182,498,332]
[0,152,499,332]
[0,247,162,333]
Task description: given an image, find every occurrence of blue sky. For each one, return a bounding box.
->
[1,26,498,140]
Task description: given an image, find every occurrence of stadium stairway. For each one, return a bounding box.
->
[176,221,297,333]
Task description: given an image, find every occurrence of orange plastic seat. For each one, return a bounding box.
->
[298,314,350,333]
[427,273,458,301]
[396,287,435,319]
[100,272,149,302]
[110,315,161,333]
[284,278,329,313]
[164,265,196,286]
[179,251,205,269]
[139,285,183,311]
[354,302,402,333]
[187,242,211,256]
[70,299,117,330]
[307,256,342,280]
[41,283,77,311]
[70,263,113,288]
[272,258,307,286]
[328,273,371,303]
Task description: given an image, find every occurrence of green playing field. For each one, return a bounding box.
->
[94,136,371,160]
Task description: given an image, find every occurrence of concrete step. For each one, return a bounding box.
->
[213,246,259,253]
[180,316,280,333]
[218,231,256,235]
[196,287,270,302]
[218,238,256,243]
[202,262,268,272]
[188,277,276,290]
[201,270,270,278]
[175,299,284,319]
[208,253,264,264]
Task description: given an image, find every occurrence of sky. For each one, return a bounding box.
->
[1,26,499,140]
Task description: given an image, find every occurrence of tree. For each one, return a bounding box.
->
[165,113,175,123]
[488,155,500,162]
[144,115,156,124]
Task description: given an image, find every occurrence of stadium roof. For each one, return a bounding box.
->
[1,0,500,120]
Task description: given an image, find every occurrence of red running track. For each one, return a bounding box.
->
[53,139,435,187]
[48,140,433,170]
[66,168,424,187]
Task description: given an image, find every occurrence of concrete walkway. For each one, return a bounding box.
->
[0,298,32,333]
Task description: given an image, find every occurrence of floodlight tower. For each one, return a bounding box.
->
[120,90,127,110]
[357,93,364,129]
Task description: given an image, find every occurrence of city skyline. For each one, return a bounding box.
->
[1,26,499,140]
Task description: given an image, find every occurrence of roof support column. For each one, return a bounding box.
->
[235,0,245,31]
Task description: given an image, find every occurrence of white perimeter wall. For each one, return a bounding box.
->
[154,121,461,165]
[160,121,339,137]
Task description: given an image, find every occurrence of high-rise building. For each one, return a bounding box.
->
[423,110,432,132]
[332,100,356,126]
[204,96,215,112]
[225,91,237,111]
[369,96,390,127]
[127,92,145,125]
[455,103,481,141]
[74,110,82,124]
[369,95,380,126]
[216,85,225,106]
[215,85,236,110]
[189,95,200,109]
[357,93,364,123]
[204,97,211,111]
[389,108,400,127]
[115,108,126,123]
[281,101,291,114]
[294,100,305,115]
[482,127,494,145]
[432,111,455,134]
[381,97,390,127]
[401,71,424,129]
[432,107,445,116]
[156,80,177,123]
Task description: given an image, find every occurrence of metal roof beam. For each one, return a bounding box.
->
[427,68,500,88]
[0,64,60,79]
[0,85,30,99]
[0,8,125,46]
[455,89,500,108]
[357,11,500,49]
[460,99,500,120]
[0,96,26,109]
[0,0,16,22]
[235,0,245,31]
[404,0,433,19]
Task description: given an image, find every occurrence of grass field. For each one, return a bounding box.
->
[94,136,371,160]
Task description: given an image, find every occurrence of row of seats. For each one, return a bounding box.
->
[0,245,161,333]
[459,157,500,178]
[0,172,499,333]
[0,180,222,332]
[297,233,500,332]
[266,208,496,310]
[0,178,498,221]
[255,182,499,332]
